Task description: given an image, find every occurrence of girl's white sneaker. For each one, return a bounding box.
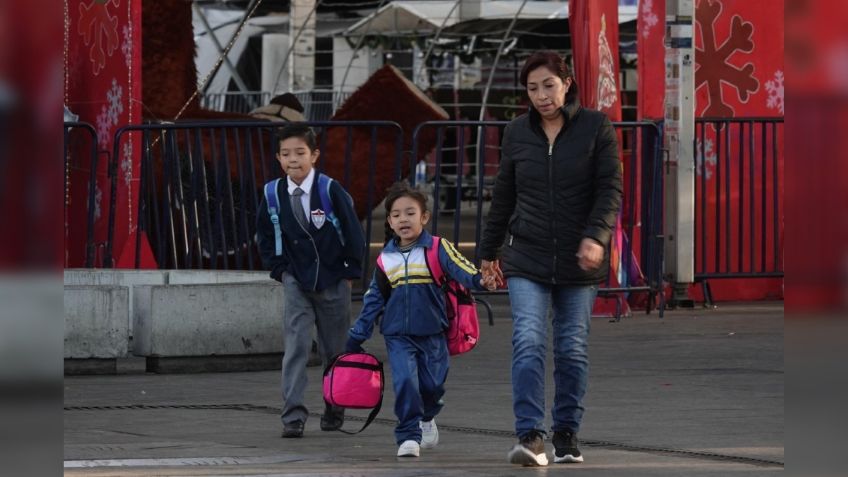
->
[420,419,439,449]
[397,440,420,457]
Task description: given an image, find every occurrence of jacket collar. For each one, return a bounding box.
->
[286,168,315,196]
[528,98,581,131]
[383,229,434,253]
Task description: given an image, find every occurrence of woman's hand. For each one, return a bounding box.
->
[576,238,604,271]
[481,259,505,288]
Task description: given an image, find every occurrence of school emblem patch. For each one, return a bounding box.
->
[311,209,326,229]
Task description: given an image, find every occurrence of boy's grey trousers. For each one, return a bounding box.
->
[280,273,351,425]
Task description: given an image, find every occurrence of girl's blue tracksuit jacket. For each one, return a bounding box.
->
[348,230,485,444]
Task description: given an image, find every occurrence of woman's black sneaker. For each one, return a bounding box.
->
[552,430,583,463]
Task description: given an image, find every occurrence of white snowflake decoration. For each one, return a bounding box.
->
[106,78,123,125]
[696,138,717,179]
[765,70,784,114]
[121,24,132,68]
[91,184,103,222]
[596,15,618,110]
[121,142,133,187]
[95,78,124,146]
[641,0,658,38]
[96,104,111,144]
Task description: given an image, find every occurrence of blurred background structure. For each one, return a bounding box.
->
[63,0,785,310]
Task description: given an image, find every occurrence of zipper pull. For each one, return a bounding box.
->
[548,143,553,156]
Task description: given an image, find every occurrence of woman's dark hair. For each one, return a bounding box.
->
[277,123,317,151]
[519,50,580,104]
[383,180,429,243]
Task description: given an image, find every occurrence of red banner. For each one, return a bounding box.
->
[692,0,784,301]
[568,0,622,121]
[785,1,848,313]
[637,0,665,120]
[695,0,783,118]
[570,0,630,316]
[785,0,848,96]
[65,0,142,267]
[0,3,63,268]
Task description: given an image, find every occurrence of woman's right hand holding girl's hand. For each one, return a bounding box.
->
[481,259,505,289]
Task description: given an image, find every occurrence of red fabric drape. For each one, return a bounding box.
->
[65,0,144,267]
[568,0,622,122]
[637,0,665,120]
[569,0,628,316]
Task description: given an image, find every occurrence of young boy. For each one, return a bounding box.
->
[256,124,366,438]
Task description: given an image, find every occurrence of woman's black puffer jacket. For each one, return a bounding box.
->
[479,99,622,285]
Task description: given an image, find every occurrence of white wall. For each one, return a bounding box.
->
[333,36,383,94]
[262,33,291,94]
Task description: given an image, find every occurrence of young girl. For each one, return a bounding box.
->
[345,181,494,457]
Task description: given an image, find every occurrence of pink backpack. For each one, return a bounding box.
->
[322,352,384,434]
[375,236,480,356]
[426,236,480,355]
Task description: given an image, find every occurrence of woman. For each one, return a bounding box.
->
[479,50,622,467]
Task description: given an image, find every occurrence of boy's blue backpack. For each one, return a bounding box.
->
[263,174,345,256]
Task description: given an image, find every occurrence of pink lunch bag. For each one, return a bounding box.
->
[322,352,384,433]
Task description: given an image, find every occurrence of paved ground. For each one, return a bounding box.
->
[64,299,784,476]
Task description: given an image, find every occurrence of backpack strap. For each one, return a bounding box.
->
[337,394,382,435]
[317,173,346,246]
[374,254,392,300]
[425,236,445,287]
[264,178,283,256]
[338,366,384,435]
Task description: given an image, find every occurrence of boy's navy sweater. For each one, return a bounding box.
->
[256,175,365,292]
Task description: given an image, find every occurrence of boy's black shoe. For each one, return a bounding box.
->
[281,420,304,438]
[552,430,583,463]
[507,430,548,466]
[320,404,345,431]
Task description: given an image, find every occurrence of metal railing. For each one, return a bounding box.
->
[106,121,404,287]
[199,90,353,121]
[82,119,668,317]
[694,117,783,303]
[411,120,666,318]
[411,120,508,259]
[199,91,272,115]
[63,121,100,268]
[294,90,353,121]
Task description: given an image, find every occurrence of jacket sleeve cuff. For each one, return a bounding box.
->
[348,328,369,342]
[270,265,286,282]
[582,228,611,248]
[478,248,499,261]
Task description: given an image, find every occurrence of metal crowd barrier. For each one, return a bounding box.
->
[97,119,665,319]
[63,121,100,268]
[411,120,666,320]
[106,120,404,284]
[694,117,783,305]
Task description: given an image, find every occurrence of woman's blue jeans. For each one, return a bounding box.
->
[507,277,597,438]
